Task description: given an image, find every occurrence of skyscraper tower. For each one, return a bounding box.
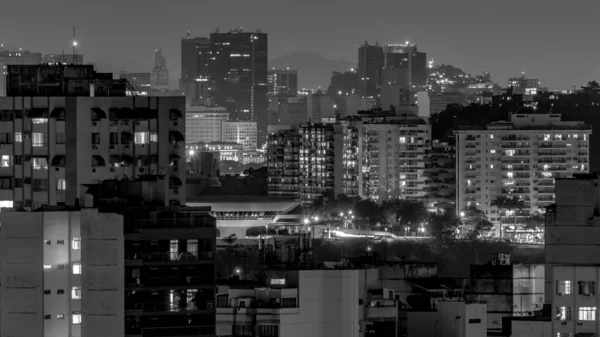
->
[357,41,384,98]
[209,28,268,145]
[151,49,169,89]
[180,33,212,103]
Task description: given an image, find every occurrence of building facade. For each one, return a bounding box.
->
[0,64,187,209]
[423,139,456,211]
[0,50,43,96]
[267,129,300,199]
[151,49,169,89]
[307,91,335,123]
[455,113,591,236]
[185,106,229,144]
[221,121,257,151]
[179,33,212,103]
[0,208,124,337]
[267,69,298,97]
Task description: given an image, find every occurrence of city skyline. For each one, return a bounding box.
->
[0,0,599,90]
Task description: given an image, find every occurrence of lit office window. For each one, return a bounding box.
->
[57,178,66,191]
[134,132,149,144]
[72,286,81,299]
[72,263,81,275]
[32,132,46,147]
[72,237,81,250]
[579,307,597,321]
[72,314,82,325]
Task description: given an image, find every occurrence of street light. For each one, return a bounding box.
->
[303,218,310,225]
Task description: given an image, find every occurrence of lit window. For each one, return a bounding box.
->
[72,263,81,275]
[150,132,158,142]
[557,280,572,295]
[57,314,65,319]
[32,118,48,124]
[32,132,46,147]
[578,307,596,321]
[134,132,149,144]
[43,265,52,270]
[72,286,81,299]
[57,178,66,191]
[14,132,22,142]
[578,281,596,296]
[490,150,496,154]
[33,157,48,170]
[72,237,81,250]
[0,155,10,167]
[72,314,82,324]
[556,306,572,321]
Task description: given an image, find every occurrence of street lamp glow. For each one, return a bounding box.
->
[73,41,78,47]
[235,268,240,274]
[189,149,195,156]
[349,210,352,214]
[314,216,319,221]
[460,211,465,217]
[303,218,309,225]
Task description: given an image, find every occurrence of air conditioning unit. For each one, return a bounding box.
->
[139,168,145,173]
[125,145,130,149]
[110,168,115,172]
[92,145,98,150]
[492,260,497,266]
[109,145,115,149]
[173,167,179,172]
[111,121,118,126]
[206,302,213,309]
[135,121,141,125]
[561,322,567,326]
[92,122,98,127]
[238,300,246,308]
[577,322,584,326]
[173,189,179,195]
[0,145,4,149]
[558,293,563,296]
[173,122,178,126]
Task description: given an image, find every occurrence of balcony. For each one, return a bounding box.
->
[364,300,398,319]
[126,301,213,313]
[125,252,215,264]
[126,276,214,289]
[131,218,214,229]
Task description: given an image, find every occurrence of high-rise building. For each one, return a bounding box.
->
[267,129,300,199]
[423,139,456,211]
[267,69,298,97]
[545,173,600,337]
[455,113,591,237]
[0,208,125,337]
[383,43,427,88]
[180,33,212,103]
[126,72,151,88]
[508,74,540,95]
[307,91,335,122]
[0,50,43,96]
[209,28,268,145]
[185,106,229,144]
[0,64,186,209]
[43,53,84,65]
[357,42,384,98]
[151,49,169,89]
[221,121,257,151]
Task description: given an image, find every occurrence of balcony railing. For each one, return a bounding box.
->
[127,276,214,288]
[125,251,215,262]
[125,301,213,312]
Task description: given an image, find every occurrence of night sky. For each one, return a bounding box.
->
[1,0,599,89]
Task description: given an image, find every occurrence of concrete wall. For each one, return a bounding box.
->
[511,320,551,337]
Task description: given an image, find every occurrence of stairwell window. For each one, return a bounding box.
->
[72,237,81,250]
[556,306,572,321]
[72,313,82,325]
[72,263,81,275]
[557,280,572,295]
[14,132,22,142]
[579,281,596,296]
[32,132,47,147]
[72,286,81,299]
[134,132,149,144]
[578,307,596,321]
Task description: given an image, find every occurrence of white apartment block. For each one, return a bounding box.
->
[221,121,257,151]
[0,96,186,209]
[455,113,590,233]
[185,106,229,144]
[0,208,124,337]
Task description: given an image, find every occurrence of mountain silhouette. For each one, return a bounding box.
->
[270,52,355,91]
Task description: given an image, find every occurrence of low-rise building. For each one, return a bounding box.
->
[405,301,487,337]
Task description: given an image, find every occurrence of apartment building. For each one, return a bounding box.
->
[0,64,186,209]
[0,208,124,337]
[185,106,229,144]
[221,121,257,151]
[423,139,456,211]
[455,113,590,236]
[216,268,398,337]
[545,173,600,337]
[267,129,300,199]
[268,112,430,203]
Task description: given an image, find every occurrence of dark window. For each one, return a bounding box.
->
[13,155,22,165]
[468,319,481,324]
[57,240,65,245]
[44,315,51,320]
[32,179,49,191]
[258,325,279,337]
[57,289,64,294]
[44,290,51,295]
[92,133,100,145]
[110,132,118,145]
[56,133,65,144]
[0,178,11,190]
[0,132,12,144]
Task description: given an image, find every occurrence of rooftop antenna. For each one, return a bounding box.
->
[72,26,78,65]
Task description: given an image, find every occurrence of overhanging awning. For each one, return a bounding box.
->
[50,108,66,119]
[169,176,183,187]
[134,107,158,119]
[120,107,134,119]
[51,155,65,167]
[91,108,107,120]
[169,131,184,144]
[92,155,106,167]
[169,154,181,166]
[169,109,183,119]
[109,107,120,120]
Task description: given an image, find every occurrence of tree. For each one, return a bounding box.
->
[397,202,429,233]
[460,206,494,239]
[523,212,545,244]
[581,80,600,94]
[429,210,461,240]
[353,199,380,226]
